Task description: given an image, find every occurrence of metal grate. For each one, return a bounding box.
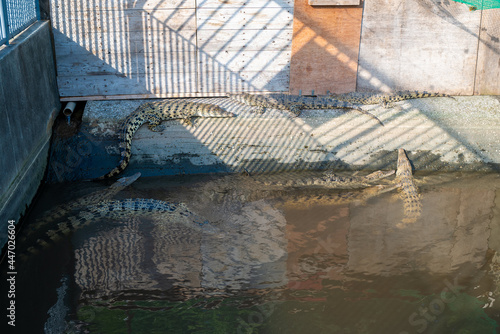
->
[1,0,39,46]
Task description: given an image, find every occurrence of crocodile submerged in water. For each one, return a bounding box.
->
[23,198,221,257]
[191,169,398,209]
[329,90,454,107]
[227,92,383,125]
[95,100,235,180]
[395,148,422,226]
[20,172,141,239]
[254,169,395,189]
[277,183,399,208]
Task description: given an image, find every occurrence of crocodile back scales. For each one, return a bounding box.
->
[395,148,422,225]
[265,94,364,111]
[228,93,361,110]
[275,184,399,208]
[227,93,383,124]
[256,169,395,189]
[20,172,141,241]
[330,91,453,105]
[23,198,220,257]
[95,100,234,180]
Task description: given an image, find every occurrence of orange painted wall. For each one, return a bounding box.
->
[289,1,363,95]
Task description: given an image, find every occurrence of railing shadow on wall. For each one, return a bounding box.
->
[51,0,294,97]
[48,0,500,181]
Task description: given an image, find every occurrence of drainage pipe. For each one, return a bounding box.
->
[63,102,77,117]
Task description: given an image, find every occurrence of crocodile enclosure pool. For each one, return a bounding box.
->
[1,169,500,333]
[3,2,500,333]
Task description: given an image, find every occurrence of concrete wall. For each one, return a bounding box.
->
[0,21,61,249]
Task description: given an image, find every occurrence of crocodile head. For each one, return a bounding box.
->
[396,148,413,178]
[110,172,141,189]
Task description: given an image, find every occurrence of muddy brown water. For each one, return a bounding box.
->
[1,171,500,333]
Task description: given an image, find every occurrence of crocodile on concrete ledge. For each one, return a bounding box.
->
[227,92,383,125]
[22,198,222,258]
[329,90,454,107]
[95,100,235,180]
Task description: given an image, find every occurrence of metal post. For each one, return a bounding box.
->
[0,0,9,45]
[35,0,40,20]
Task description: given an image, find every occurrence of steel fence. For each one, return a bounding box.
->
[0,0,40,46]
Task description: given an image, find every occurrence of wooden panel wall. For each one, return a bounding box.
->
[51,0,499,99]
[356,0,481,94]
[289,0,363,95]
[196,0,294,93]
[51,0,294,99]
[51,0,198,98]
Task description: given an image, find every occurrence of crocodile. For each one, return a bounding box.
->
[20,172,141,239]
[395,148,422,225]
[23,198,221,257]
[329,90,454,107]
[227,92,383,125]
[276,183,399,208]
[95,100,235,180]
[254,169,395,189]
[191,170,398,209]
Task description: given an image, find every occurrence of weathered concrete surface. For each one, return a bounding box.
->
[0,22,61,249]
[46,95,500,183]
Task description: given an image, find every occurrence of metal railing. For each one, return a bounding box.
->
[0,0,40,46]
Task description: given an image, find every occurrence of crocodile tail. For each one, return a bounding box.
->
[93,105,148,180]
[94,154,131,180]
[92,135,133,180]
[391,90,455,102]
[420,91,456,100]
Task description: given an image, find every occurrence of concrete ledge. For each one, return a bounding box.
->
[46,95,500,182]
[0,21,61,248]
